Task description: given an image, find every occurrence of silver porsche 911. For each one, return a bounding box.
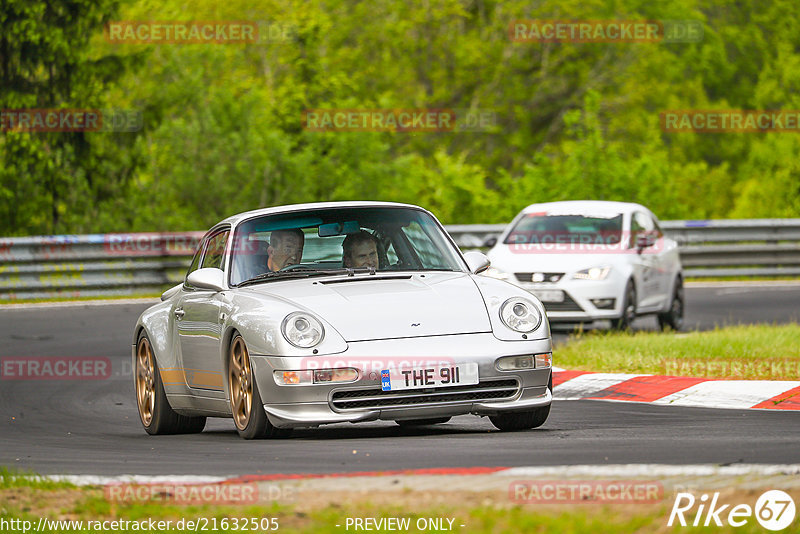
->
[133,202,553,439]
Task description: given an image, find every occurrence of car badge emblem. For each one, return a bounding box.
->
[381,370,391,391]
[531,273,545,283]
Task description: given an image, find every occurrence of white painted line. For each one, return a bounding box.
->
[48,474,229,486]
[503,464,800,477]
[40,464,800,486]
[553,373,648,400]
[0,298,159,310]
[652,380,800,409]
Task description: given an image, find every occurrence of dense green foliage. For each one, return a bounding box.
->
[2,0,799,235]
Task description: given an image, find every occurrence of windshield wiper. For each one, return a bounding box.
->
[237,266,377,287]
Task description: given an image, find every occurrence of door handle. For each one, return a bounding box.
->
[174,308,185,320]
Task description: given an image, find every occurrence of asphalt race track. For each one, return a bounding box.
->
[1,284,798,476]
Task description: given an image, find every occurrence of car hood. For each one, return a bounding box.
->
[487,245,633,274]
[243,272,491,341]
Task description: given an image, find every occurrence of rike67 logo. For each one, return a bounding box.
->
[668,490,796,531]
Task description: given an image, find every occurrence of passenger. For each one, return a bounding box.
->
[267,229,305,271]
[342,230,379,270]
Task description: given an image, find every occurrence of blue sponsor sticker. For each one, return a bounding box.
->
[381,369,391,391]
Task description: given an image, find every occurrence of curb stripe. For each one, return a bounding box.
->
[752,385,800,410]
[585,375,709,403]
[551,370,589,387]
[554,370,800,410]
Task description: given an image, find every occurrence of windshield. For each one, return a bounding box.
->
[504,212,624,245]
[228,207,465,286]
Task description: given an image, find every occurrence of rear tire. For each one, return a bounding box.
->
[396,417,451,427]
[135,331,206,435]
[228,334,292,439]
[489,373,551,431]
[613,281,637,331]
[658,278,684,331]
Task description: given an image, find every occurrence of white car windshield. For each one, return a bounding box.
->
[504,213,624,245]
[229,206,465,286]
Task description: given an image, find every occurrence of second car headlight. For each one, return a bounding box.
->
[573,266,611,281]
[499,298,542,333]
[281,312,324,348]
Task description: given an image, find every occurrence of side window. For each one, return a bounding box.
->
[629,213,645,248]
[201,230,230,270]
[630,212,655,248]
[185,241,204,282]
[401,221,447,269]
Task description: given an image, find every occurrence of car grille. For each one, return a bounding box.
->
[330,378,520,410]
[514,272,564,283]
[542,292,584,312]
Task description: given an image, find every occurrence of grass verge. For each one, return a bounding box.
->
[2,477,796,533]
[554,324,800,380]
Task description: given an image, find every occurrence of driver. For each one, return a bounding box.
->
[342,230,379,270]
[267,228,305,271]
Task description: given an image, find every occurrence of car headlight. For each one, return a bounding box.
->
[483,266,511,281]
[573,266,611,281]
[499,298,542,333]
[281,312,324,348]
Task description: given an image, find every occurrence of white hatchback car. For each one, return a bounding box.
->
[483,201,683,330]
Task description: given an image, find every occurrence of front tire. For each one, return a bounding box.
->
[658,278,684,331]
[228,334,291,440]
[613,281,637,331]
[489,373,551,431]
[135,331,206,435]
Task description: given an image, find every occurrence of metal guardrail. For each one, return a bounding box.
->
[2,220,799,300]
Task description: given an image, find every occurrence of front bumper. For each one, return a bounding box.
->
[513,278,626,323]
[249,332,552,428]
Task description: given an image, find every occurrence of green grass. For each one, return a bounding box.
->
[555,324,800,379]
[0,467,74,490]
[686,275,800,282]
[2,491,796,533]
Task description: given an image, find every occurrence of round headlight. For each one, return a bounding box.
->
[499,298,542,333]
[281,312,324,348]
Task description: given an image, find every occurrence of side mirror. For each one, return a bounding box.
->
[635,233,656,252]
[482,236,498,248]
[186,268,226,292]
[463,251,491,274]
[161,283,182,301]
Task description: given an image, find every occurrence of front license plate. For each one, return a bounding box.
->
[381,363,479,391]
[533,289,565,303]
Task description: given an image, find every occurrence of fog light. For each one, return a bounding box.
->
[534,353,552,368]
[313,368,358,383]
[496,355,534,371]
[591,298,616,309]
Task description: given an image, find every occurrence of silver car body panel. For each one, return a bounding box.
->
[133,201,553,426]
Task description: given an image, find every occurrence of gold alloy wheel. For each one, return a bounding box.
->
[135,337,156,427]
[229,336,253,431]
